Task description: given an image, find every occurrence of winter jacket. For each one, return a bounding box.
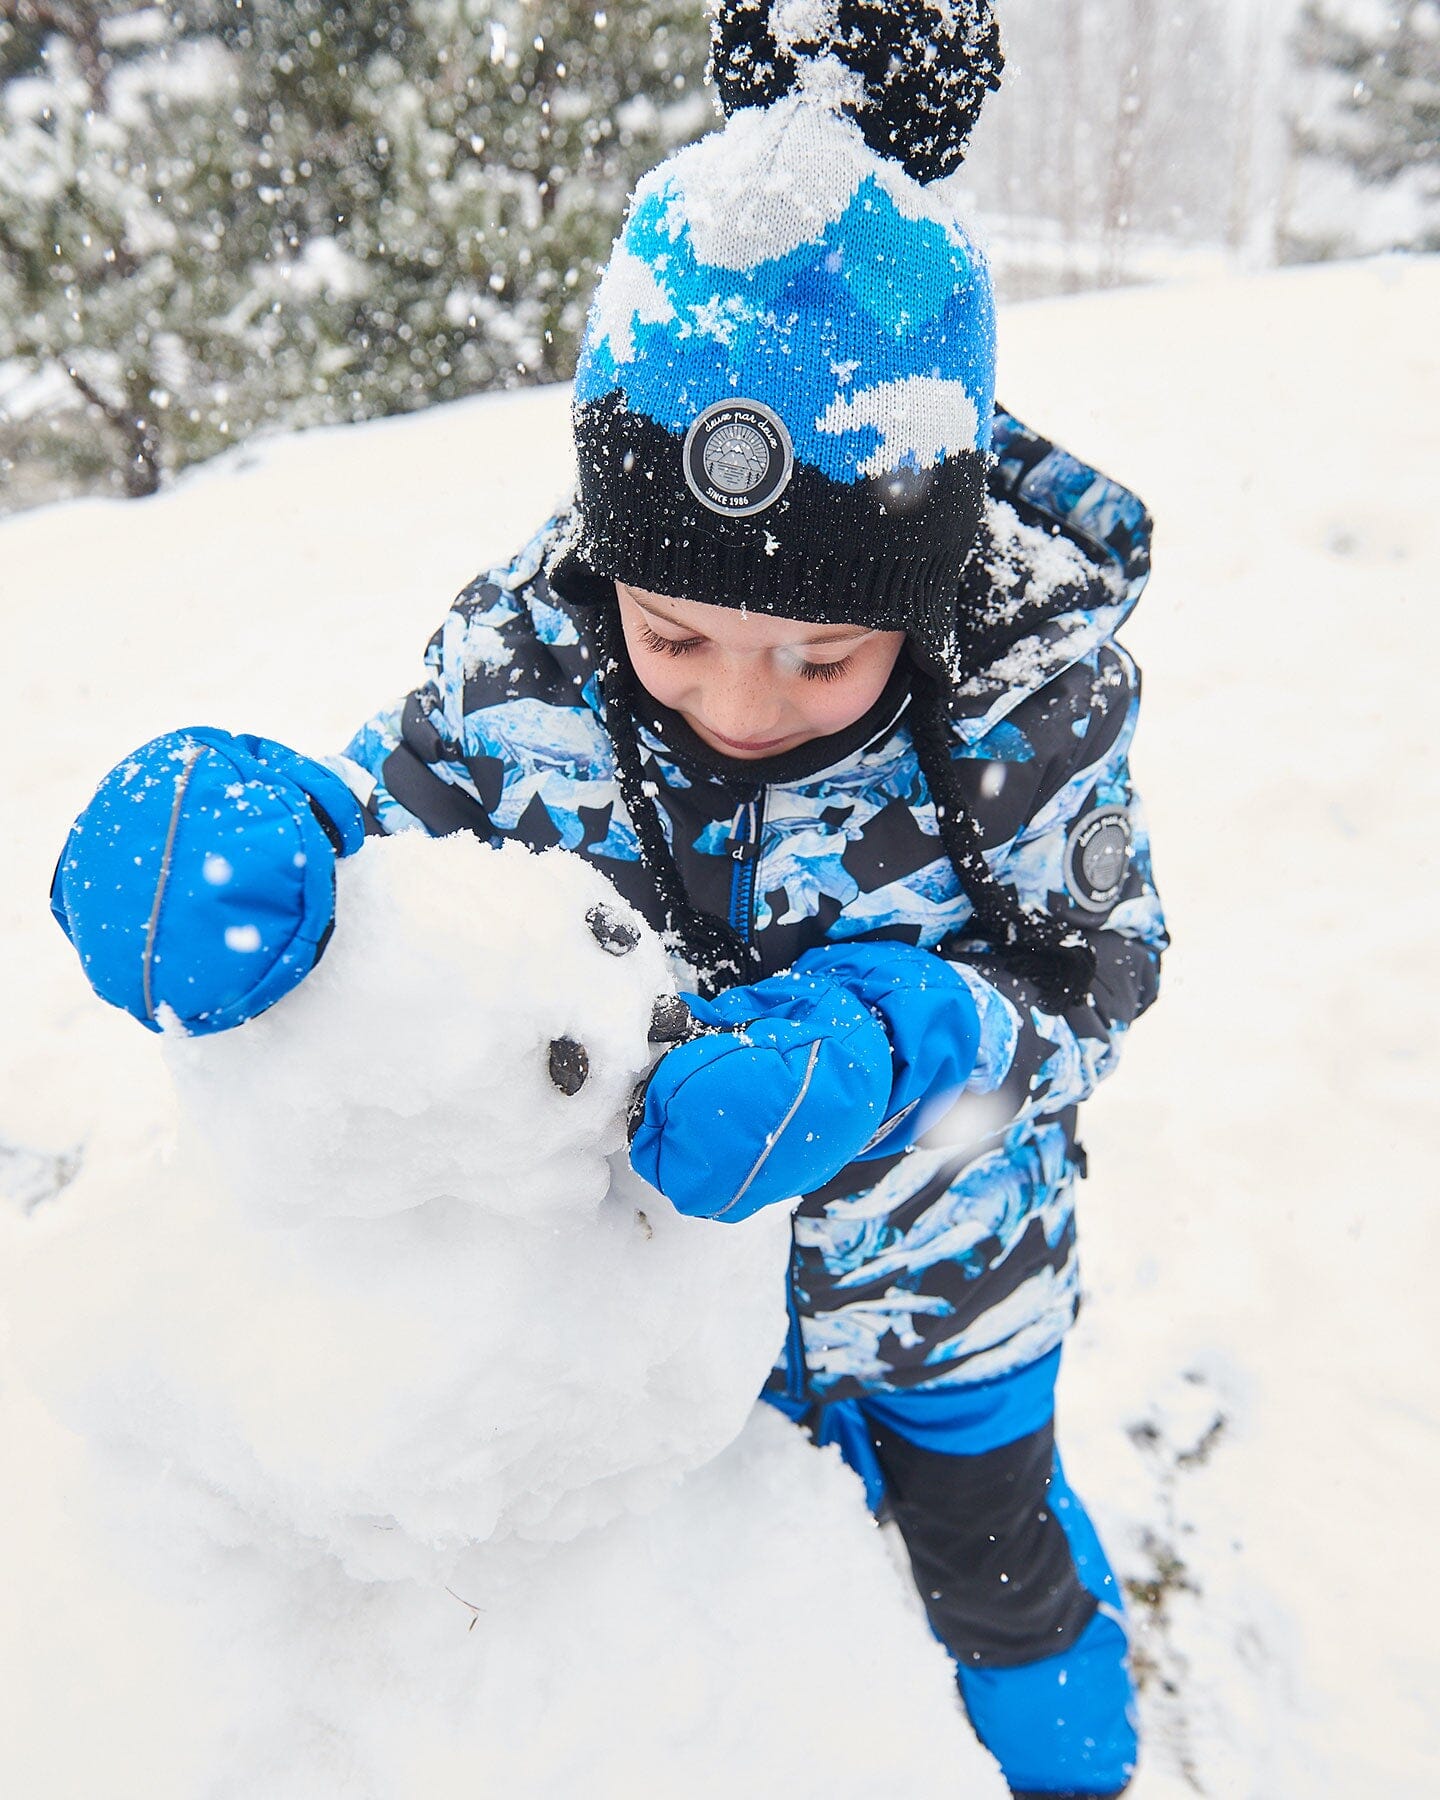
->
[335,411,1166,1402]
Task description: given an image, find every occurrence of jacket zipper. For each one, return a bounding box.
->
[783,1224,807,1402]
[728,785,805,1395]
[726,789,765,945]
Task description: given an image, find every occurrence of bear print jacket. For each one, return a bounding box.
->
[335,413,1167,1403]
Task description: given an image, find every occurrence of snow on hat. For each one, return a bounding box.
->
[51,729,365,1036]
[568,0,1004,665]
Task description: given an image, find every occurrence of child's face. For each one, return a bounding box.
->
[615,583,906,762]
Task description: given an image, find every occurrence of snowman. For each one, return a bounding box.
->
[0,741,1000,1797]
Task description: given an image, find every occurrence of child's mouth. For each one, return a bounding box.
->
[703,725,793,755]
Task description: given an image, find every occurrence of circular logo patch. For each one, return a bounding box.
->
[682,399,794,518]
[1064,807,1133,913]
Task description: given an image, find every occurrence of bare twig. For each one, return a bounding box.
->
[443,1585,484,1632]
[60,357,161,495]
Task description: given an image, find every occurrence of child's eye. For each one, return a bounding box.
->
[798,656,854,683]
[639,623,703,658]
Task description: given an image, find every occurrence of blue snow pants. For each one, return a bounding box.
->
[763,1349,1137,1797]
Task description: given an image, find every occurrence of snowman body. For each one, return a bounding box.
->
[0,836,1000,1797]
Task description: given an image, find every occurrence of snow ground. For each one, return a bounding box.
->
[2,257,1438,1795]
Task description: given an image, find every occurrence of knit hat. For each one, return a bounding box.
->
[566,0,1004,674]
[561,1,1096,1009]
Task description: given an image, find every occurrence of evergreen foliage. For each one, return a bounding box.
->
[1283,0,1440,259]
[0,2,713,504]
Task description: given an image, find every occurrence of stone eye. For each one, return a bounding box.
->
[586,903,640,956]
[548,1037,590,1096]
[648,994,697,1045]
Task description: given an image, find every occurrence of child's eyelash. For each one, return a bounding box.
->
[638,624,703,657]
[638,622,853,683]
[798,656,854,683]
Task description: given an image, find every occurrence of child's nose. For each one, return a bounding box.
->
[705,658,783,738]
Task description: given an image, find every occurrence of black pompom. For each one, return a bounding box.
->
[709,0,1004,183]
[709,0,799,112]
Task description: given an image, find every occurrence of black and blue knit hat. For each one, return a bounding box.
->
[564,1,1095,1005]
[568,0,1004,674]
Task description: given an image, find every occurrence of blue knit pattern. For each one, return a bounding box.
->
[573,167,995,483]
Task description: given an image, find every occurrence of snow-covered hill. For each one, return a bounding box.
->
[2,257,1437,1796]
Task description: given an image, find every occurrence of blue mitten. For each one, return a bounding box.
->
[51,728,366,1035]
[793,941,982,1158]
[629,972,893,1222]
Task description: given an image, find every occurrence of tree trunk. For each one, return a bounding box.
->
[1102,0,1157,288]
[1061,6,1084,294]
[63,362,162,497]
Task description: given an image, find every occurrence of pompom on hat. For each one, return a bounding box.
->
[566,0,1006,674]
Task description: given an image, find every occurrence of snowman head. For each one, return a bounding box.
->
[167,833,673,1224]
[17,831,790,1582]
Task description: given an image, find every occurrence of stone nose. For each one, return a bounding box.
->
[547,1037,589,1096]
[648,994,703,1046]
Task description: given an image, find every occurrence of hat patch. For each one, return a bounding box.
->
[1064,806,1132,912]
[683,399,794,517]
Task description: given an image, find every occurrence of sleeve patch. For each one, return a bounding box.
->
[1064,807,1132,912]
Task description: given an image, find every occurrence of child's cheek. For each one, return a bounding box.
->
[801,659,896,736]
[632,648,688,710]
[809,690,869,735]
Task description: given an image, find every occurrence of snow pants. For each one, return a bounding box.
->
[762,1348,1136,1797]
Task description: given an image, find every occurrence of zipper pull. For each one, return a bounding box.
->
[727,798,761,862]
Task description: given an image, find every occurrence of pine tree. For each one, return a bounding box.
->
[0,2,244,497]
[1282,0,1440,260]
[0,2,713,507]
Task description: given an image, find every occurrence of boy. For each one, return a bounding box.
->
[52,6,1165,1793]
